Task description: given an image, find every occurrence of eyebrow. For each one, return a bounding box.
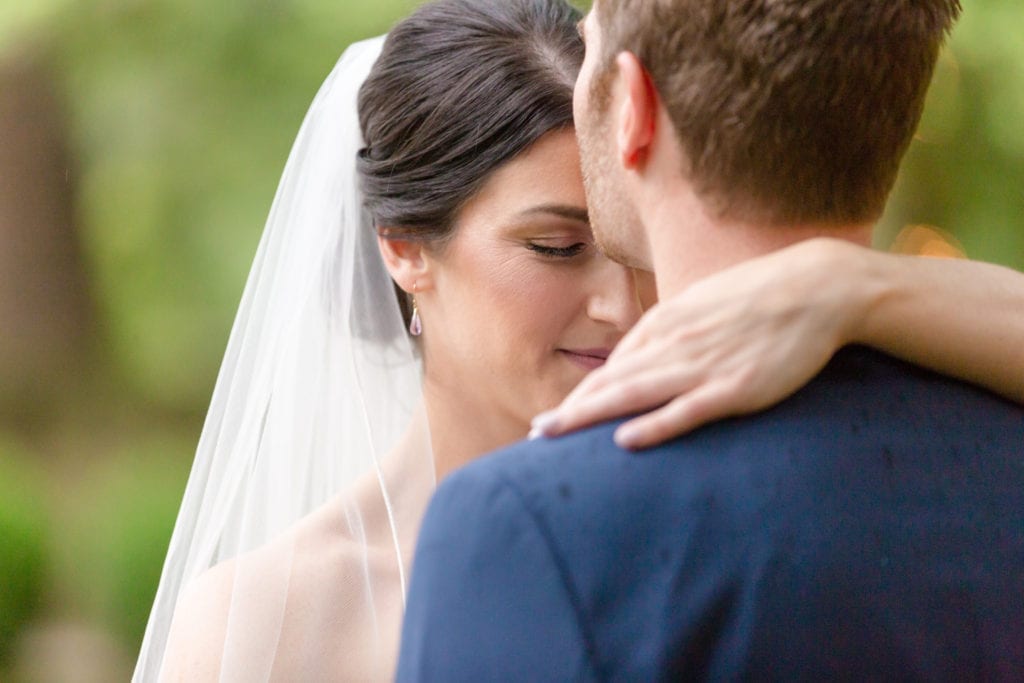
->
[519,204,590,224]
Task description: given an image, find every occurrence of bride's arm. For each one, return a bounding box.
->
[536,238,1024,449]
[853,246,1024,404]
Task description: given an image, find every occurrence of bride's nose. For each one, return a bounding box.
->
[586,260,644,331]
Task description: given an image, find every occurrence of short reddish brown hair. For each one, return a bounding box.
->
[592,0,962,225]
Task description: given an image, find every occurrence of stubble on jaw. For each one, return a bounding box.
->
[574,5,649,271]
[576,117,648,271]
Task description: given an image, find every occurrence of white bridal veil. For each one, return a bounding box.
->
[135,36,435,680]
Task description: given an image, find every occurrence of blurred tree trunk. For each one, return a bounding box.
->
[0,42,93,427]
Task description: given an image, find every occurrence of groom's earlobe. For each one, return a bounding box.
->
[377,233,433,293]
[615,52,657,172]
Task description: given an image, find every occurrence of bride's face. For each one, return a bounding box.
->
[420,129,645,429]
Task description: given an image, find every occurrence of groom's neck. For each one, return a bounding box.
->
[644,183,874,300]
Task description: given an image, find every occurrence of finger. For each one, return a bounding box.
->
[560,339,681,412]
[601,336,699,389]
[607,323,652,360]
[546,365,702,436]
[606,303,670,359]
[613,382,741,451]
[563,361,615,403]
[557,336,718,426]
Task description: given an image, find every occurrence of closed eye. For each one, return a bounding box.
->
[527,243,588,258]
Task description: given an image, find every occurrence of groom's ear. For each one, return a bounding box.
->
[377,233,433,293]
[614,51,658,172]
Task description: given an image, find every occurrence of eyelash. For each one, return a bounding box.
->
[527,243,588,259]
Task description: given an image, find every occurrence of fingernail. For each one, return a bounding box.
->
[614,426,640,451]
[530,410,560,438]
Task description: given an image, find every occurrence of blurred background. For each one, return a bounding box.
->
[0,0,1021,680]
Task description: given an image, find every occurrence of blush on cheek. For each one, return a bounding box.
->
[475,257,579,375]
[440,249,541,366]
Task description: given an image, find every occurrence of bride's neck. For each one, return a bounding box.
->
[422,372,529,481]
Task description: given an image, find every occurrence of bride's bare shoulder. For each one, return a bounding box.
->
[156,494,393,681]
[157,554,237,682]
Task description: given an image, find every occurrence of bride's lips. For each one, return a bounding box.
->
[558,348,612,371]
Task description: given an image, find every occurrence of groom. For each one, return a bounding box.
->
[398,0,1024,679]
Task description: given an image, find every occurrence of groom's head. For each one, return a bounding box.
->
[574,0,961,271]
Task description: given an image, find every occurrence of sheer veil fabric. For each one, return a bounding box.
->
[134,37,436,680]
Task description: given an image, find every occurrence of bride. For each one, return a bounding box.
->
[136,0,1024,680]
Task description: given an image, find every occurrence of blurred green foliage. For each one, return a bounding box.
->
[61,436,192,650]
[879,1,1024,263]
[44,0,416,411]
[0,444,48,663]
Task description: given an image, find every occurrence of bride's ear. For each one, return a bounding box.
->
[377,233,433,293]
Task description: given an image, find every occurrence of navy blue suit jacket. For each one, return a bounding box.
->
[397,348,1024,681]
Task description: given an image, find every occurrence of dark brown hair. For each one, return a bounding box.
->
[357,0,583,243]
[592,0,962,225]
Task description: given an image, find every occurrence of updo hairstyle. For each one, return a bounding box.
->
[357,0,584,246]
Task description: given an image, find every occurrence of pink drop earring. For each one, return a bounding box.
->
[409,284,422,336]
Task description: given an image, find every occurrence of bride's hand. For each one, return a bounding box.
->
[534,238,877,449]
